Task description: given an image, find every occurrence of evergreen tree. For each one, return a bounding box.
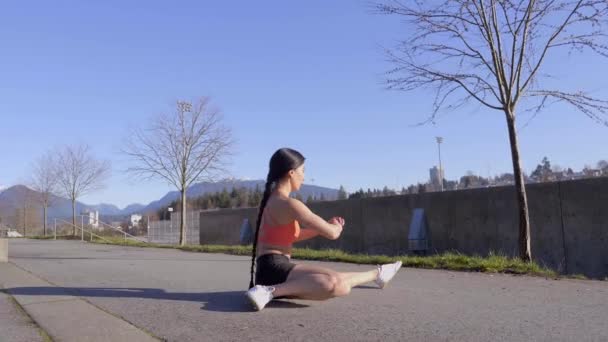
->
[249,184,263,207]
[337,185,347,200]
[418,183,427,193]
[218,188,231,208]
[230,187,239,199]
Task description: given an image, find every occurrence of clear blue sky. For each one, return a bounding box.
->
[1,0,606,208]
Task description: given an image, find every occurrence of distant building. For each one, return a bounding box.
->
[429,166,444,191]
[584,169,602,177]
[110,221,123,230]
[130,214,142,227]
[81,210,99,228]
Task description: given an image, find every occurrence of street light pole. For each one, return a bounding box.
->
[168,207,173,233]
[436,137,444,191]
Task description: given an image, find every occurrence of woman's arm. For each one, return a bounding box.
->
[287,198,343,240]
[294,228,320,242]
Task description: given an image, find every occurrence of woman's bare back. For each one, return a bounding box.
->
[257,194,297,256]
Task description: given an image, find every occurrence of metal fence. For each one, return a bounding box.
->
[148,211,200,245]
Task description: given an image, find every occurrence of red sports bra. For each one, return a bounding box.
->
[258,219,301,247]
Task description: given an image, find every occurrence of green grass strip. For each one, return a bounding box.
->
[28,235,560,278]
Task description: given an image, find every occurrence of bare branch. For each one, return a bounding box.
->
[30,151,58,208]
[385,47,504,110]
[376,0,608,121]
[516,0,586,102]
[54,144,111,202]
[527,89,608,125]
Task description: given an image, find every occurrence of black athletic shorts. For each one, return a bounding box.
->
[255,253,296,286]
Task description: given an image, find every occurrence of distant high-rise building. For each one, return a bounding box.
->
[81,210,99,228]
[429,166,444,191]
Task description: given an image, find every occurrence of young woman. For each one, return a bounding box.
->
[246,148,402,311]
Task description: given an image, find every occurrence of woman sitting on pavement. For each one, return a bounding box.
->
[246,148,402,311]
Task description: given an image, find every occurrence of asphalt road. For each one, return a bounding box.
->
[4,239,608,342]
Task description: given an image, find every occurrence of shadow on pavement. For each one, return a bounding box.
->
[354,285,378,289]
[6,286,309,313]
[12,256,247,262]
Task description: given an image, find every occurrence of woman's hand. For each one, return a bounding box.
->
[327,217,344,239]
[328,217,345,239]
[328,217,345,227]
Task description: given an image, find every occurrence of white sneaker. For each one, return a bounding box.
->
[246,285,275,311]
[375,261,403,289]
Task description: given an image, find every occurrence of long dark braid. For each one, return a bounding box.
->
[248,148,305,289]
[248,177,274,289]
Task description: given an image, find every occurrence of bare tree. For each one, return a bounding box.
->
[376,0,608,261]
[55,144,111,235]
[31,152,58,236]
[123,97,233,246]
[17,187,35,236]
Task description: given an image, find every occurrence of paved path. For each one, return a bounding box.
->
[3,239,608,341]
[0,287,45,342]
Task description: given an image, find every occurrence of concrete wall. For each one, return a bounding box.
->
[559,179,608,278]
[199,177,608,278]
[199,208,258,245]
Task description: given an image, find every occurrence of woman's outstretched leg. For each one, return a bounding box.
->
[271,264,350,300]
[247,261,402,310]
[339,269,379,288]
[272,262,400,299]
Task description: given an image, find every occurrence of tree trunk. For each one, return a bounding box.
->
[22,208,27,237]
[72,199,76,236]
[179,189,187,246]
[505,111,532,261]
[43,205,47,236]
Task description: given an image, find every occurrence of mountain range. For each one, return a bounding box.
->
[0,180,338,223]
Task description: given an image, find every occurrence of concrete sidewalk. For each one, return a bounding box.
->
[0,287,45,342]
[0,262,158,342]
